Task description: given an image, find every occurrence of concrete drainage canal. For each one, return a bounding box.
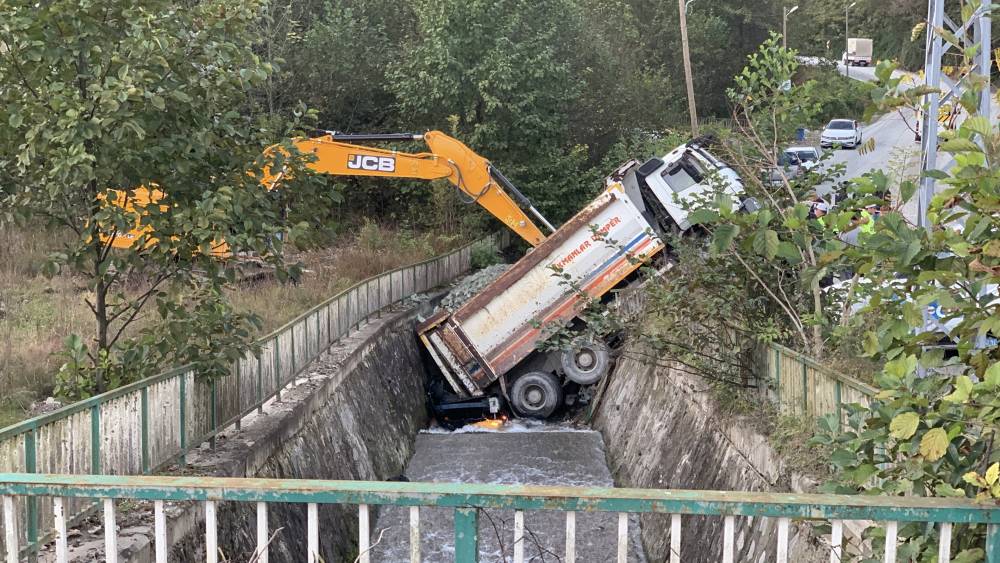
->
[83,268,825,563]
[369,428,645,562]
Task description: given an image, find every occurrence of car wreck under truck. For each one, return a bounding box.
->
[418,140,753,422]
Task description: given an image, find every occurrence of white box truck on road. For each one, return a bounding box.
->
[844,38,873,66]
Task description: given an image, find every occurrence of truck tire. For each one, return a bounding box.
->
[560,340,610,385]
[510,372,563,419]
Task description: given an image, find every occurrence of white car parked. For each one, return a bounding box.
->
[820,119,863,149]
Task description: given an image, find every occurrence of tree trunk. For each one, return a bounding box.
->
[94,259,109,394]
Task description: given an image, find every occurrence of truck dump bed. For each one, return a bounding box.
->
[418,183,663,397]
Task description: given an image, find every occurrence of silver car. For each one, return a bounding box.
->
[767,146,821,185]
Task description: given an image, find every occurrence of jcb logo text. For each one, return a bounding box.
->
[347,154,396,172]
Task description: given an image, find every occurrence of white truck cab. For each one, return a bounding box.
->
[612,139,748,234]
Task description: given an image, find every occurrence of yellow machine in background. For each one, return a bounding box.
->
[102,130,556,256]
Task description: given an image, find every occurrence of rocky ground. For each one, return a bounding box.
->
[437,264,509,312]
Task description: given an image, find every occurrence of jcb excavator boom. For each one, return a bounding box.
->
[105,130,554,253]
[267,130,554,245]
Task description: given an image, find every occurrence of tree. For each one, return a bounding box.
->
[0,0,321,397]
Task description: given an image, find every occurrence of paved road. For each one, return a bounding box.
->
[369,428,646,562]
[824,62,995,222]
[799,64,923,221]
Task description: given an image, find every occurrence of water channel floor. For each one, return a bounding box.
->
[369,425,646,562]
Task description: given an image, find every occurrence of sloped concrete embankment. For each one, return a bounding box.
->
[167,307,430,562]
[592,348,827,563]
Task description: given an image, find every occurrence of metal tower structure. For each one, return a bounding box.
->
[918,0,992,229]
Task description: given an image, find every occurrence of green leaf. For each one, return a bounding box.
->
[151,95,165,110]
[919,427,949,461]
[889,412,919,440]
[939,138,982,152]
[752,228,778,259]
[688,208,720,225]
[934,483,966,497]
[712,224,739,254]
[850,463,879,485]
[9,112,23,128]
[943,375,973,403]
[829,449,857,467]
[776,241,801,263]
[964,115,992,138]
[986,462,999,486]
[985,363,1000,387]
[952,549,985,563]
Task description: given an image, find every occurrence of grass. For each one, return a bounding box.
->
[0,228,92,426]
[0,221,466,426]
[230,221,464,332]
[768,414,832,480]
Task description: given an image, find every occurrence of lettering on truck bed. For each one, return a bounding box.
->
[552,216,623,271]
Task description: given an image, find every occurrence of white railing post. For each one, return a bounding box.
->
[617,513,628,563]
[53,497,68,563]
[256,502,269,563]
[565,511,576,563]
[670,513,682,563]
[939,522,953,563]
[513,510,525,563]
[358,504,370,563]
[2,496,16,563]
[307,503,319,563]
[831,519,843,562]
[155,500,167,563]
[409,506,420,563]
[884,521,898,563]
[776,517,790,563]
[104,498,119,563]
[205,500,217,563]
[722,515,735,563]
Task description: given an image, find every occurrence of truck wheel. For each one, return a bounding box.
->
[510,372,563,419]
[560,340,610,385]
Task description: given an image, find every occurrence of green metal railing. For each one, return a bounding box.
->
[0,231,509,557]
[0,473,998,563]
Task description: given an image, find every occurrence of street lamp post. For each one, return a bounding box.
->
[678,0,699,135]
[783,5,799,49]
[845,1,858,78]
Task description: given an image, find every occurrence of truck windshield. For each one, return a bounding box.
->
[660,155,706,193]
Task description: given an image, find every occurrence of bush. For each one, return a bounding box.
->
[795,64,874,127]
[470,241,502,270]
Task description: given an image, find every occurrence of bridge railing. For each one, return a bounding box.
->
[0,473,997,563]
[0,231,509,557]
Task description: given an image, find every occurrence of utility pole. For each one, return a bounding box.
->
[782,5,799,50]
[915,0,991,358]
[678,0,698,135]
[845,1,857,78]
[918,0,991,230]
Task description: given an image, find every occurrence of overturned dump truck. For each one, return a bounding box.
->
[418,140,751,421]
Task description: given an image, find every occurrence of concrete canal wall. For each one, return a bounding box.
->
[591,347,828,563]
[164,306,430,562]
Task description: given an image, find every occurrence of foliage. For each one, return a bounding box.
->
[691,35,860,357]
[470,240,503,270]
[808,21,1000,559]
[794,64,875,127]
[786,0,928,70]
[0,0,325,397]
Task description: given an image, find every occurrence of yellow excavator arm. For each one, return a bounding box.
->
[104,130,554,254]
